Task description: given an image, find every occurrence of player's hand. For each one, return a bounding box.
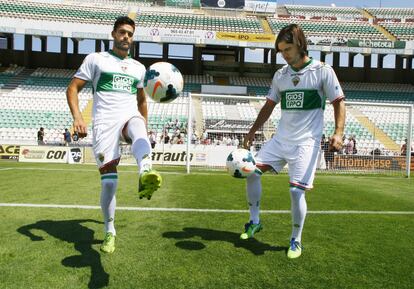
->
[73,117,88,138]
[243,132,255,149]
[329,134,343,152]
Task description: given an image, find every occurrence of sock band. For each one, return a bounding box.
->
[101,173,118,180]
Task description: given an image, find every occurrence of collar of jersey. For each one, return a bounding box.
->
[108,49,131,60]
[290,58,313,72]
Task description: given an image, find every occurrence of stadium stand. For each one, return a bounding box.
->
[0,0,127,24]
[268,18,387,40]
[342,82,414,104]
[380,22,414,40]
[31,68,76,78]
[136,12,263,33]
[0,67,213,144]
[229,76,271,87]
[147,96,189,133]
[358,106,410,143]
[366,7,414,20]
[228,78,414,104]
[202,100,226,120]
[284,5,363,20]
[82,0,153,7]
[0,72,92,144]
[0,2,412,157]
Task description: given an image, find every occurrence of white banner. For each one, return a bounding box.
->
[307,36,348,46]
[18,146,84,164]
[244,0,277,12]
[19,146,68,163]
[135,28,216,42]
[119,144,235,166]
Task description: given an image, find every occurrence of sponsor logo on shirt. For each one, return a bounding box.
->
[112,74,134,92]
[286,92,304,108]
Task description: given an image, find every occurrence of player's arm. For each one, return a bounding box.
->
[137,88,148,124]
[66,77,88,138]
[243,99,276,149]
[322,64,346,152]
[330,98,346,152]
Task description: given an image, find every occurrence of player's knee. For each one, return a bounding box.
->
[102,178,117,190]
[126,117,147,142]
[289,186,305,196]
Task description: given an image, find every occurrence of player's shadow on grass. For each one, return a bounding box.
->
[17,219,108,289]
[163,227,287,255]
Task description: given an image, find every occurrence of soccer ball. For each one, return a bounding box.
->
[143,62,184,103]
[226,148,257,178]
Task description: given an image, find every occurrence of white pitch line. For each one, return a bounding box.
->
[0,203,413,215]
[0,167,221,175]
[0,168,12,171]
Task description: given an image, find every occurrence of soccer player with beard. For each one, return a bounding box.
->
[66,16,162,253]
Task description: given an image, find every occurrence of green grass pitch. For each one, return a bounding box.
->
[0,162,413,289]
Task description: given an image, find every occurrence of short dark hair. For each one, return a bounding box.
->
[113,16,135,32]
[275,24,307,57]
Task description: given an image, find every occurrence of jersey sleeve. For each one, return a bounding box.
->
[322,64,344,103]
[74,53,97,82]
[266,72,281,104]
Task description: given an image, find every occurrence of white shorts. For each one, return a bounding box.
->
[255,137,320,190]
[93,116,145,168]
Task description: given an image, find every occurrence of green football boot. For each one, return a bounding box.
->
[100,232,115,253]
[240,221,263,240]
[138,169,162,200]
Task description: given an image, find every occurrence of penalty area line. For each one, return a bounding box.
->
[0,203,414,215]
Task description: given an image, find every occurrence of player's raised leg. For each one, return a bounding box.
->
[125,117,162,200]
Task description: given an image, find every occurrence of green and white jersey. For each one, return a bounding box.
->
[267,59,344,145]
[74,50,146,125]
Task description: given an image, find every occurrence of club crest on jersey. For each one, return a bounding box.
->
[121,65,128,72]
[292,76,300,86]
[113,74,133,92]
[286,92,304,108]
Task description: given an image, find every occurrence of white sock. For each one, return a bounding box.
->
[290,186,307,243]
[126,117,152,173]
[246,173,262,224]
[100,174,118,235]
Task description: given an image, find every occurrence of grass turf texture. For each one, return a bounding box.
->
[0,162,413,289]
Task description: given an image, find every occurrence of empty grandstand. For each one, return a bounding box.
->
[0,0,413,174]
